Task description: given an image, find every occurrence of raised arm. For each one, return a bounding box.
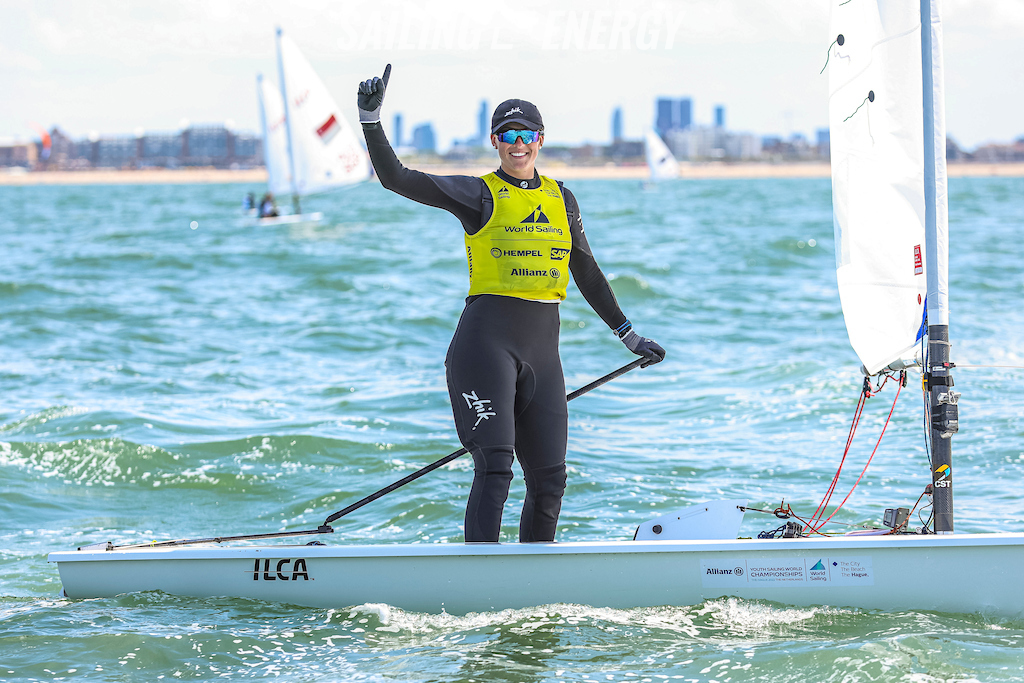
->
[357,64,486,234]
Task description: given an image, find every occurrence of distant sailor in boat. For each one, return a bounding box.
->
[259,192,278,218]
[357,65,665,543]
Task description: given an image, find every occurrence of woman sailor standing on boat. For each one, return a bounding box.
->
[357,65,665,543]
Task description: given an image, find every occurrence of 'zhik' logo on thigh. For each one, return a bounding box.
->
[462,391,496,430]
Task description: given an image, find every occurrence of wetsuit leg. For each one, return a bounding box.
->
[446,297,518,542]
[446,295,567,543]
[514,349,568,543]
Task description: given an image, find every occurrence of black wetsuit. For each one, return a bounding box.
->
[363,122,628,542]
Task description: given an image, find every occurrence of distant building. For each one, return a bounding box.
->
[40,124,262,169]
[393,113,403,148]
[411,123,436,153]
[184,125,229,165]
[714,105,725,129]
[656,98,674,137]
[606,139,643,161]
[477,100,488,146]
[142,132,182,165]
[972,139,1024,162]
[655,97,692,137]
[816,128,831,159]
[0,137,38,167]
[724,133,762,160]
[666,125,760,161]
[946,137,966,161]
[679,98,692,129]
[760,133,815,161]
[612,107,623,143]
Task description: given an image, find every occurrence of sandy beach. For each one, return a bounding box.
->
[1,162,1021,186]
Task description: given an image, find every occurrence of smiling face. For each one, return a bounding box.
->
[491,123,544,181]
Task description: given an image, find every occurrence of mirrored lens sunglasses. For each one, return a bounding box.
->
[497,129,541,145]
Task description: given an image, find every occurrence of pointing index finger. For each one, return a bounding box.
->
[382,63,392,88]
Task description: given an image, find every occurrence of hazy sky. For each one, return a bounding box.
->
[1,0,1021,150]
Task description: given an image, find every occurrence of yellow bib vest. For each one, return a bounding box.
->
[466,173,573,301]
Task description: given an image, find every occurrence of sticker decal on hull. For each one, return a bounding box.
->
[701,556,873,587]
[251,558,311,581]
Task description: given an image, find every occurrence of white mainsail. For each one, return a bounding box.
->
[828,2,946,375]
[644,129,679,181]
[256,75,292,197]
[275,29,370,196]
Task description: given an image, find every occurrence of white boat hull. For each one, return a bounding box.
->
[248,211,323,226]
[49,533,1024,617]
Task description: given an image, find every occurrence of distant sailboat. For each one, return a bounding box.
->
[644,129,679,183]
[253,28,370,225]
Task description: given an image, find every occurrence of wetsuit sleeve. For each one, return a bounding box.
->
[563,186,629,331]
[362,122,486,234]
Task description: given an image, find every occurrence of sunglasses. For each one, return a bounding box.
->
[496,129,541,145]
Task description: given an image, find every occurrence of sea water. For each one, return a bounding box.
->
[2,176,1023,681]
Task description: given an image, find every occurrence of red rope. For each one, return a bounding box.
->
[804,384,868,531]
[809,375,903,532]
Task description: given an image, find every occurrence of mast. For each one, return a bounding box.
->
[921,0,957,532]
[275,27,301,216]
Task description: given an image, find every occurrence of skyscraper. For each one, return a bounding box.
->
[477,100,488,147]
[412,123,436,152]
[612,107,623,143]
[714,105,725,129]
[656,98,675,137]
[394,113,403,148]
[656,98,693,136]
[678,98,692,129]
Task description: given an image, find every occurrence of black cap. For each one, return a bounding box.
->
[491,99,544,134]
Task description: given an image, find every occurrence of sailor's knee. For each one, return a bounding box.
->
[471,446,515,481]
[528,463,566,498]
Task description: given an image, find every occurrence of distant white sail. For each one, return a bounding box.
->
[828,2,937,375]
[276,31,370,196]
[644,129,679,181]
[256,75,292,197]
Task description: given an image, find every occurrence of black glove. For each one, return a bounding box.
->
[618,324,666,367]
[357,64,391,124]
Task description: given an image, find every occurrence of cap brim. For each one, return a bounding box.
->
[491,118,544,134]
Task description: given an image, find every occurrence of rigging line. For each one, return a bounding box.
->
[954,364,1024,369]
[843,90,875,123]
[806,382,868,529]
[820,34,845,74]
[810,373,904,532]
[896,488,931,533]
[807,393,865,529]
[922,333,933,469]
[740,505,866,529]
[826,24,918,106]
[806,368,897,528]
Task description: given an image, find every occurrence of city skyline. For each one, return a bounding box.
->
[2,0,1022,152]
